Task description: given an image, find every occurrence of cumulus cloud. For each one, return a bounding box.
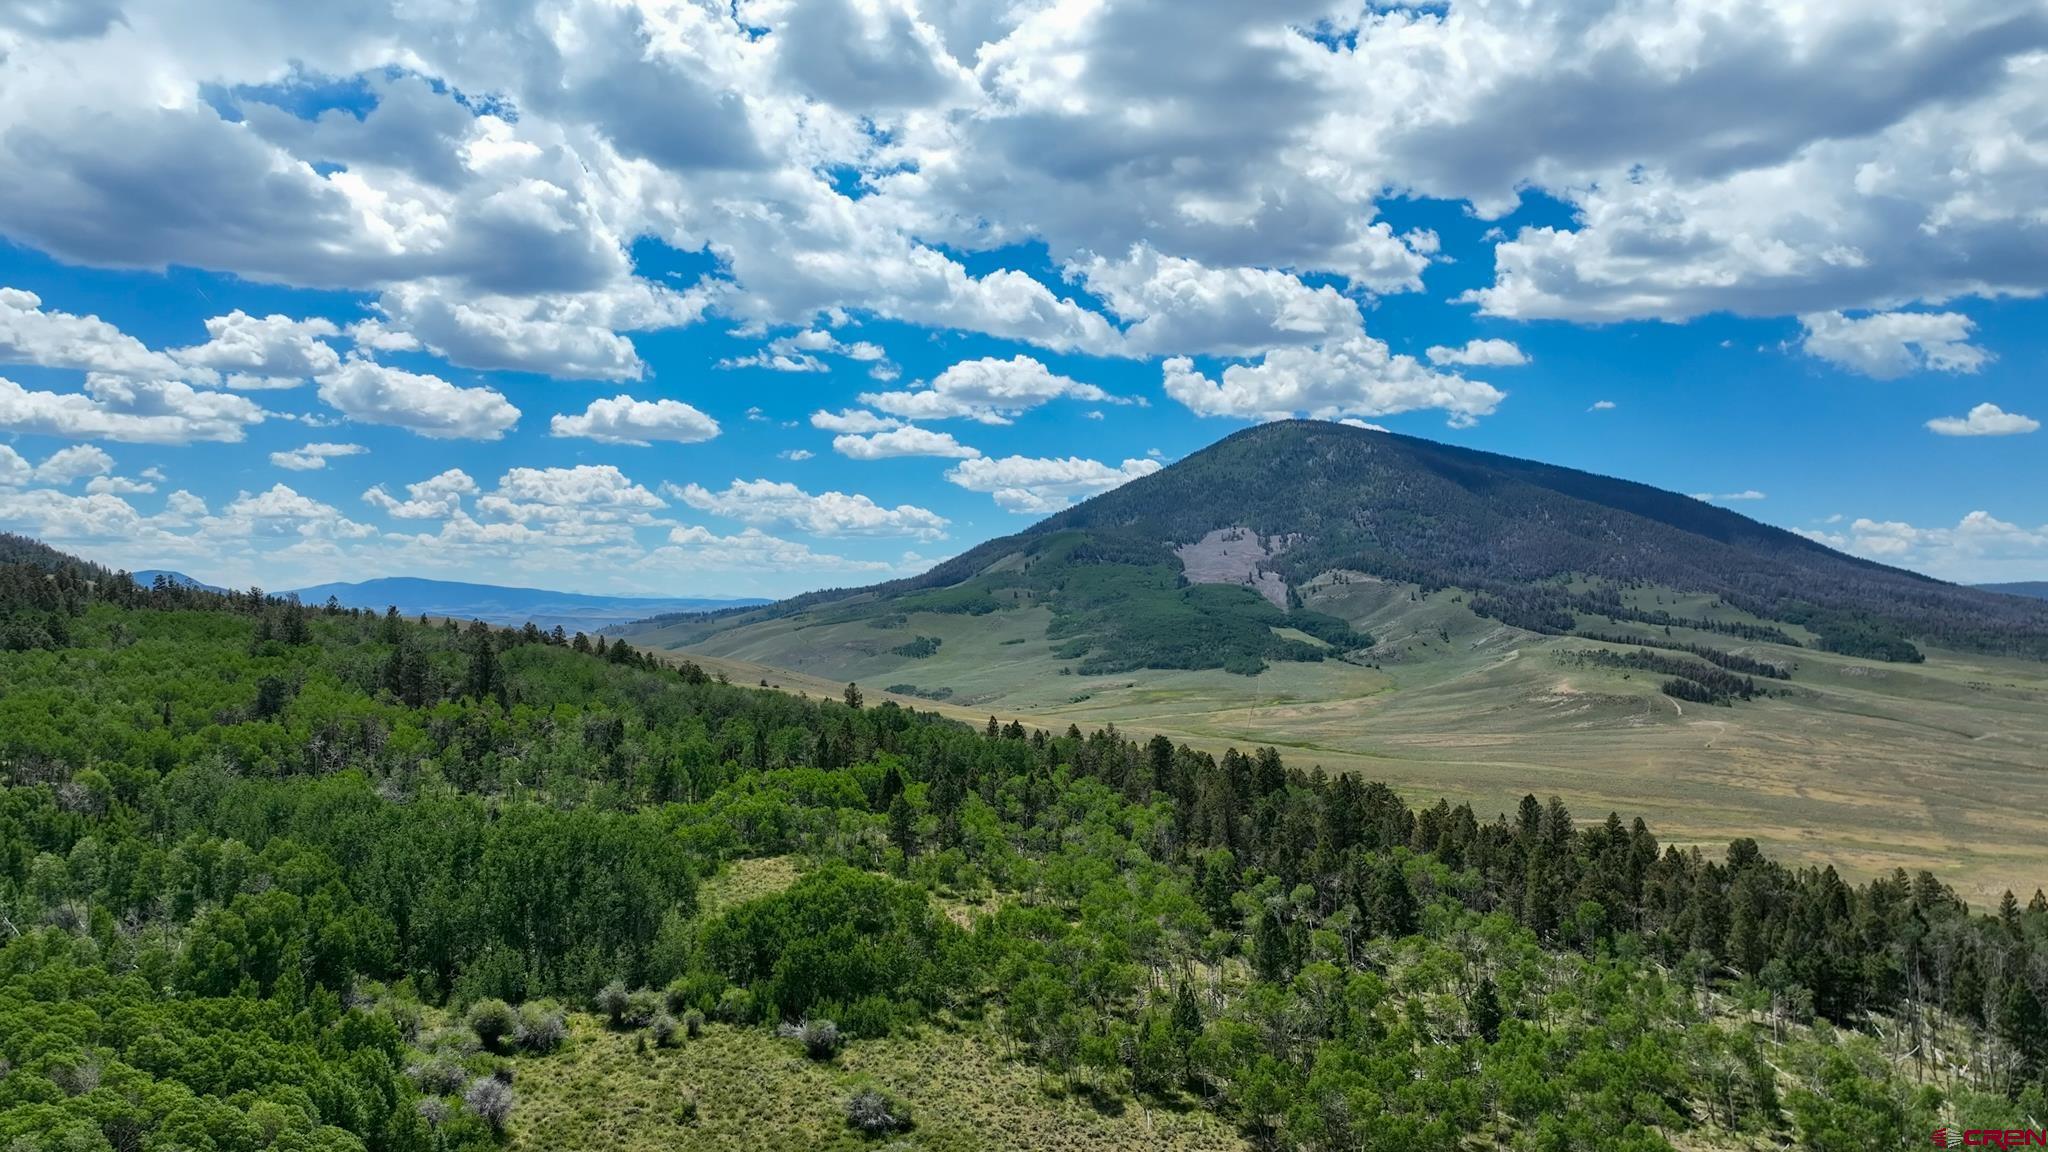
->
[0,287,183,378]
[374,278,715,381]
[550,395,721,446]
[721,327,890,373]
[33,444,114,484]
[1426,339,1528,368]
[832,425,981,460]
[477,465,666,527]
[1798,311,1991,379]
[1927,403,2039,437]
[1161,336,1506,427]
[1068,247,1366,357]
[172,310,343,389]
[861,355,1122,425]
[0,373,266,443]
[810,408,901,434]
[670,478,948,540]
[646,526,896,575]
[944,454,1163,514]
[1799,510,2048,583]
[271,442,368,471]
[316,360,519,440]
[362,468,479,519]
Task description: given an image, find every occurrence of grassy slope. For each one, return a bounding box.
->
[628,577,2048,902]
[510,855,1246,1151]
[511,1016,1249,1152]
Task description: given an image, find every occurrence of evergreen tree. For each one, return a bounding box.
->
[1470,974,1504,1042]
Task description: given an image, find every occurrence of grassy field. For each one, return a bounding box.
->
[506,1013,1249,1152]
[627,576,2048,903]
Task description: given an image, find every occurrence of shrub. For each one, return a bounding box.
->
[715,986,755,1023]
[626,988,664,1027]
[464,1076,516,1134]
[466,998,517,1051]
[416,1098,449,1130]
[683,1009,704,1039]
[844,1088,911,1137]
[650,1013,679,1048]
[595,979,632,1028]
[676,1088,700,1125]
[407,1056,466,1096]
[779,1017,842,1060]
[515,1003,568,1054]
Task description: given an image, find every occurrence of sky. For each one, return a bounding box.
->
[0,1,2042,598]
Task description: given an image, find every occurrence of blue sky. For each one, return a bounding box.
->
[0,1,2042,596]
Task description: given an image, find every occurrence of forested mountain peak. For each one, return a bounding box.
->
[656,421,2048,670]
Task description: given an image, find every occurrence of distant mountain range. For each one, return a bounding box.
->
[133,571,765,631]
[1980,582,2048,601]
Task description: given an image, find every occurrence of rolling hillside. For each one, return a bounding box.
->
[624,422,2048,897]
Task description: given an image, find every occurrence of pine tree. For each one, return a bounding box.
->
[1253,909,1294,983]
[1371,862,1419,938]
[887,794,917,866]
[843,682,863,710]
[464,623,504,705]
[1470,974,1504,1042]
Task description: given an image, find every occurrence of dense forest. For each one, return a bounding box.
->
[5,533,2048,1150]
[661,421,2048,667]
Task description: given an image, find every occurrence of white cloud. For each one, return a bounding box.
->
[0,287,182,378]
[1690,490,1768,503]
[1799,510,2048,583]
[550,395,721,446]
[646,526,896,575]
[0,445,30,486]
[1589,400,1617,411]
[215,483,376,540]
[1068,246,1367,357]
[316,359,520,440]
[721,327,891,373]
[832,425,981,460]
[861,355,1121,425]
[1161,336,1506,428]
[34,444,114,484]
[172,310,342,389]
[362,468,478,519]
[1798,311,1991,379]
[84,475,157,495]
[670,478,948,540]
[346,319,421,353]
[811,408,901,434]
[1426,338,1528,368]
[778,448,814,461]
[477,465,667,528]
[1927,403,2039,437]
[0,374,266,443]
[375,278,715,381]
[271,442,368,471]
[945,454,1162,514]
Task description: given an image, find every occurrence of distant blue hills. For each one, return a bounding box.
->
[1979,582,2048,601]
[129,572,765,631]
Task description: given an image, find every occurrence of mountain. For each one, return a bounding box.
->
[284,576,768,631]
[1981,581,2048,601]
[132,569,229,594]
[640,420,2048,671]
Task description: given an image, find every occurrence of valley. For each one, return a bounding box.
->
[624,422,2048,902]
